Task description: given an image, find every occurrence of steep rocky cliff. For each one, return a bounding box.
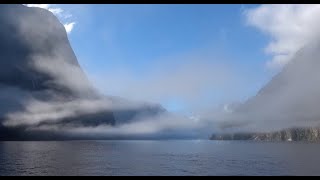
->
[0,4,165,140]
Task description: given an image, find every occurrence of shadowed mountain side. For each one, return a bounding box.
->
[0,4,165,140]
[0,4,94,97]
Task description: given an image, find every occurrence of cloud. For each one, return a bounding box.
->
[91,52,241,112]
[3,97,146,127]
[64,22,76,34]
[24,4,76,34]
[26,111,214,139]
[244,4,320,69]
[25,4,50,9]
[25,4,63,16]
[48,8,63,15]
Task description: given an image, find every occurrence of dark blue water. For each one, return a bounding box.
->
[0,140,320,176]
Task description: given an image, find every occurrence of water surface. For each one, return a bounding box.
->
[0,140,319,176]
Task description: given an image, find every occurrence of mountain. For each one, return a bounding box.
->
[0,4,165,140]
[211,38,320,141]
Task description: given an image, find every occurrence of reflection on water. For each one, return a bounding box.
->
[1,140,320,176]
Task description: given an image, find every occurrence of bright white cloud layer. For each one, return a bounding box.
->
[25,4,50,9]
[25,4,76,34]
[64,22,76,34]
[245,4,320,69]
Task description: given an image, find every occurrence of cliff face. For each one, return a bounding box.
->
[0,5,94,96]
[0,4,116,139]
[0,5,165,140]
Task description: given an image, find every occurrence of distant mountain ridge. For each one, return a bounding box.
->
[211,127,320,142]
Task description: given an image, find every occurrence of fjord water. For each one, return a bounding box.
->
[0,140,320,176]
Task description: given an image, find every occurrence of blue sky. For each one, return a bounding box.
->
[26,4,310,114]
